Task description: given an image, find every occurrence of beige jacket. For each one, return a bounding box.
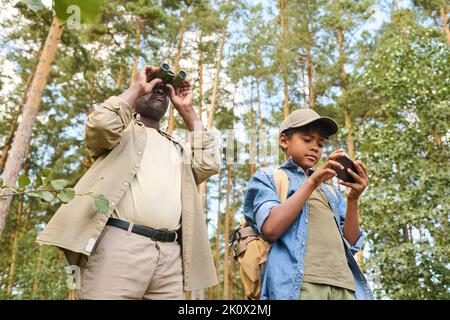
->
[36,96,221,291]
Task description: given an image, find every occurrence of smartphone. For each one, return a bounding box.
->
[334,155,358,183]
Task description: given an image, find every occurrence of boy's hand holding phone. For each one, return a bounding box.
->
[308,158,344,188]
[327,149,369,201]
[338,159,369,201]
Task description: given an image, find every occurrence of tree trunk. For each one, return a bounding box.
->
[22,200,32,231]
[338,29,356,158]
[31,244,44,295]
[440,5,450,46]
[198,32,204,121]
[282,68,289,117]
[392,0,398,12]
[115,36,130,90]
[256,78,263,131]
[338,28,362,266]
[215,170,222,299]
[223,164,232,299]
[249,82,256,176]
[206,29,227,129]
[0,69,35,173]
[168,5,190,135]
[279,0,289,118]
[83,73,96,172]
[306,45,314,108]
[6,195,24,296]
[129,18,141,87]
[299,54,308,109]
[0,17,64,234]
[256,78,266,166]
[229,172,237,299]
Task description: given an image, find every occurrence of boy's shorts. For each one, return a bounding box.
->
[299,282,355,300]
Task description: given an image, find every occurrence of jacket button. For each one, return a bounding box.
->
[138,151,142,155]
[123,182,129,186]
[305,219,309,224]
[111,202,116,207]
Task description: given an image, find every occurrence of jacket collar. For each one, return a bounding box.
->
[132,112,181,146]
[132,112,144,126]
[158,130,182,146]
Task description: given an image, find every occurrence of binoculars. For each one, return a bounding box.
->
[147,63,187,88]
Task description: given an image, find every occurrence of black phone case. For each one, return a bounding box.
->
[334,156,357,183]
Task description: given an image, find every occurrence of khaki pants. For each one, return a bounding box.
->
[299,282,355,300]
[76,225,184,300]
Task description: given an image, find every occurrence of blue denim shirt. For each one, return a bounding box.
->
[243,157,374,300]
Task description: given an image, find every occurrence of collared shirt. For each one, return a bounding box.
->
[243,156,374,300]
[116,127,182,231]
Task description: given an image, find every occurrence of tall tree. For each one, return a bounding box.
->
[0,0,102,234]
[278,0,290,118]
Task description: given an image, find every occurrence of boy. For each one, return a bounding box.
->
[243,109,373,300]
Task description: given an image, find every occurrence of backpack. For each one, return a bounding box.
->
[231,169,289,300]
[231,169,338,300]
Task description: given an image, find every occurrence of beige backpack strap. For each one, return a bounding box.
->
[254,169,289,268]
[273,169,289,202]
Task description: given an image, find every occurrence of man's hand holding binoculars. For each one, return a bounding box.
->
[119,66,162,109]
[146,64,201,131]
[165,80,193,113]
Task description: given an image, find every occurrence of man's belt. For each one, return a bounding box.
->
[106,217,178,242]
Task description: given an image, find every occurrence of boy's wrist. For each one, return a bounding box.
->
[347,196,359,204]
[305,178,319,190]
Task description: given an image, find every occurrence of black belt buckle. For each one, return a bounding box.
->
[107,218,178,242]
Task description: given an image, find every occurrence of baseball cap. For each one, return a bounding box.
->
[279,109,338,137]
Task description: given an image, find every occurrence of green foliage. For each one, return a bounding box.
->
[1,175,108,213]
[356,28,449,299]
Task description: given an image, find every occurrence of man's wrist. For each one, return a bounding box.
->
[179,107,201,131]
[131,82,145,97]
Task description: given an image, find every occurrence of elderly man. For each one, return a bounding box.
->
[37,66,220,299]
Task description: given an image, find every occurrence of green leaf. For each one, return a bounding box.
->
[0,177,3,187]
[35,173,43,187]
[93,193,109,214]
[20,0,44,11]
[42,169,52,178]
[54,0,102,24]
[18,175,31,189]
[28,192,41,198]
[51,179,68,191]
[57,188,75,203]
[39,191,54,202]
